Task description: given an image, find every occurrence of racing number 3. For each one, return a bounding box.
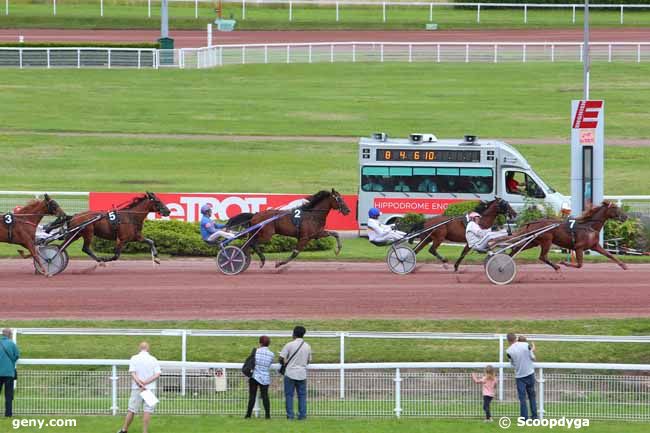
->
[3,214,13,224]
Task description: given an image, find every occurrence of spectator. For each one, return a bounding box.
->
[506,333,538,420]
[394,180,411,192]
[0,328,19,417]
[279,326,312,420]
[362,176,384,192]
[118,342,161,433]
[472,365,497,422]
[245,336,274,419]
[417,178,438,193]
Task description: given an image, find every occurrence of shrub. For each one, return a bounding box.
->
[92,219,335,256]
[604,218,648,252]
[444,201,480,217]
[395,213,426,233]
[516,198,558,225]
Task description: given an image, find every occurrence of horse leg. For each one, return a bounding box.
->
[275,238,309,268]
[251,242,266,269]
[561,249,584,269]
[80,231,105,263]
[538,240,560,271]
[427,237,448,267]
[140,236,160,265]
[591,243,628,270]
[102,238,124,263]
[453,244,471,272]
[326,230,343,256]
[413,233,431,255]
[26,242,49,277]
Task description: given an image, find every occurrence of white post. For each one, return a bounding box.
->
[242,46,246,64]
[78,49,81,68]
[394,368,402,418]
[336,1,339,21]
[107,48,111,68]
[207,23,212,47]
[289,1,292,21]
[638,44,641,63]
[181,330,187,396]
[493,44,498,63]
[148,0,151,18]
[538,368,545,419]
[380,43,384,62]
[572,5,575,24]
[498,335,504,400]
[523,43,526,62]
[524,4,527,24]
[242,0,246,20]
[111,365,118,415]
[608,43,612,63]
[330,44,334,63]
[286,45,290,63]
[47,48,51,69]
[436,43,440,62]
[264,45,268,64]
[19,48,22,68]
[195,0,198,19]
[308,44,312,63]
[551,43,555,62]
[53,0,56,15]
[465,43,469,62]
[408,43,412,62]
[382,2,386,22]
[339,333,345,399]
[429,3,432,21]
[477,4,480,23]
[137,49,141,68]
[11,329,17,390]
[620,5,623,24]
[100,0,103,17]
[352,43,356,62]
[5,0,8,16]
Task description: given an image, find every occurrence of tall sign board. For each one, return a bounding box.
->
[571,100,604,215]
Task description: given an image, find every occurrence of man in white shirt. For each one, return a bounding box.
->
[465,212,508,252]
[279,326,312,420]
[118,342,161,433]
[506,333,538,420]
[366,208,406,244]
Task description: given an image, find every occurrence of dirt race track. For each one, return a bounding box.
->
[0,259,648,320]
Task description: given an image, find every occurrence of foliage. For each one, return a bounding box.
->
[443,201,480,217]
[604,217,648,252]
[92,220,334,256]
[395,213,425,233]
[515,197,558,225]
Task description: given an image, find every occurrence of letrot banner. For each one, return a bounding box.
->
[89,192,359,230]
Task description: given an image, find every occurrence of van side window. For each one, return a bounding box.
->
[362,166,493,194]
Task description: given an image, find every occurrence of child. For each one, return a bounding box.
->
[472,365,497,422]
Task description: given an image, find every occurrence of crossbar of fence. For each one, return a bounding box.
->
[0,47,157,69]
[14,359,650,420]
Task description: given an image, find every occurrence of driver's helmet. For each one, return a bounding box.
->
[468,212,481,219]
[200,204,213,216]
[368,207,381,219]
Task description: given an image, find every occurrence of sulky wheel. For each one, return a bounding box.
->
[485,253,517,285]
[386,245,417,275]
[34,245,68,276]
[216,246,249,275]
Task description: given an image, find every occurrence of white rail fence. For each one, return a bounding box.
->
[12,328,650,402]
[0,47,157,69]
[172,42,650,68]
[14,359,650,420]
[3,0,650,24]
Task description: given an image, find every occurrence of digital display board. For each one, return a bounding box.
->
[376,149,481,163]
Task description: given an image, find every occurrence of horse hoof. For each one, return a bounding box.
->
[259,262,265,269]
[153,258,161,265]
[99,262,107,268]
[442,263,449,270]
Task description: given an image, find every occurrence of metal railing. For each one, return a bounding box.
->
[0,48,157,69]
[0,191,89,214]
[14,358,650,420]
[175,42,650,68]
[3,0,650,25]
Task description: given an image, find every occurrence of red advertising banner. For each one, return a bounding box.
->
[373,197,463,214]
[89,192,359,230]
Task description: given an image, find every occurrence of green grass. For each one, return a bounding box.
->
[0,416,647,433]
[2,64,650,139]
[2,0,650,30]
[7,318,650,365]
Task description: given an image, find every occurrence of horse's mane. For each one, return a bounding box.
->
[474,200,492,214]
[15,199,43,213]
[301,190,331,210]
[576,201,611,222]
[121,194,148,209]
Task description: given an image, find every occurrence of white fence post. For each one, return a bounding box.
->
[551,43,555,62]
[137,49,141,69]
[264,45,268,64]
[494,44,498,63]
[100,0,103,17]
[380,43,384,62]
[242,0,246,20]
[429,3,433,21]
[538,367,545,420]
[53,0,56,16]
[409,44,412,62]
[289,1,292,21]
[286,45,290,64]
[336,1,339,21]
[477,4,480,23]
[437,43,440,62]
[207,23,212,46]
[242,46,246,64]
[382,2,386,22]
[148,0,151,18]
[572,5,575,24]
[394,368,402,418]
[5,0,8,16]
[608,44,612,63]
[107,48,111,68]
[195,0,198,19]
[523,44,527,63]
[524,4,528,24]
[111,365,118,415]
[308,44,312,63]
[339,333,345,399]
[330,44,334,63]
[352,43,356,63]
[77,49,81,68]
[620,5,624,24]
[465,43,469,62]
[47,48,51,69]
[498,335,504,400]
[181,330,187,396]
[638,44,641,63]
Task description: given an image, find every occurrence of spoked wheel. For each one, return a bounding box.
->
[386,245,417,275]
[34,245,69,276]
[485,253,517,285]
[216,246,249,275]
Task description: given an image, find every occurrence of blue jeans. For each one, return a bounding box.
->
[516,374,538,420]
[284,376,307,420]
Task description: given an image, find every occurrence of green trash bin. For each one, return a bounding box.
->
[158,37,175,66]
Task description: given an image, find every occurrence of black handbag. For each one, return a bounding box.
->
[241,348,256,378]
[279,341,305,376]
[0,342,17,380]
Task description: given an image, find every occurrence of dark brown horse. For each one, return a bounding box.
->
[411,198,517,271]
[60,192,171,264]
[510,201,628,271]
[231,189,351,268]
[0,195,66,275]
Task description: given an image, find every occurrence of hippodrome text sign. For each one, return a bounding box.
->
[373,197,462,214]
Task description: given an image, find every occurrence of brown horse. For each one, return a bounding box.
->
[58,192,171,264]
[510,201,628,271]
[232,189,351,268]
[411,198,517,271]
[0,195,66,275]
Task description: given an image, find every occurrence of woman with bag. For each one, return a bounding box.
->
[0,328,19,417]
[244,336,274,419]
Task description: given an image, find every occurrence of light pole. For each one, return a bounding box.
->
[583,0,590,99]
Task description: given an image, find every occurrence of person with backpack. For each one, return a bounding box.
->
[279,326,312,420]
[0,328,19,417]
[244,335,274,419]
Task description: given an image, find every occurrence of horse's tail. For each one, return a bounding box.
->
[225,212,254,230]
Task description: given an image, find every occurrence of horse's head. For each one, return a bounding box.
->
[43,194,66,218]
[145,192,171,217]
[604,201,628,223]
[16,194,66,218]
[496,197,518,221]
[329,189,351,216]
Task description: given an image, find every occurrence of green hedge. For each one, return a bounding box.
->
[0,42,159,48]
[92,220,335,256]
[444,201,480,217]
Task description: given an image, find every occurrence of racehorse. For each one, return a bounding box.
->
[410,198,517,271]
[510,201,628,271]
[228,189,351,268]
[59,192,171,264]
[0,195,66,275]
